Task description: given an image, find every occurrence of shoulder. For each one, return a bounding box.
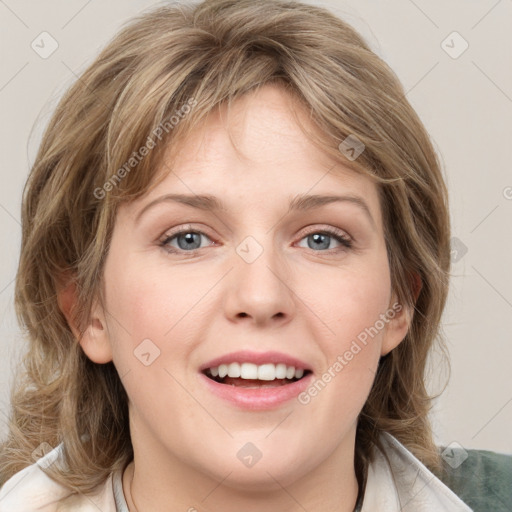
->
[362,432,474,511]
[0,444,118,512]
[437,444,512,512]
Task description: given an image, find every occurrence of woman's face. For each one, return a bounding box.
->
[89,84,409,490]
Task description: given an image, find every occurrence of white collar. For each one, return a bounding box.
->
[361,432,472,511]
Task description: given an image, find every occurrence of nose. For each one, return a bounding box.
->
[223,237,295,327]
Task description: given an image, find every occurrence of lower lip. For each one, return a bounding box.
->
[198,372,314,410]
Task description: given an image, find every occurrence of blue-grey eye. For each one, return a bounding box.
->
[297,230,352,251]
[308,233,331,250]
[162,231,210,251]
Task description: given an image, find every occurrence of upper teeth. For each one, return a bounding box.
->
[208,362,305,381]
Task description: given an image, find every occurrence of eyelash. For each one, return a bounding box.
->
[158,224,353,256]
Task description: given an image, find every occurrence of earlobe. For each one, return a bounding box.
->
[380,302,412,356]
[380,272,422,356]
[79,308,113,364]
[56,274,113,364]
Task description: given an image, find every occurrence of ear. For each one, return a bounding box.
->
[380,272,422,356]
[56,273,113,364]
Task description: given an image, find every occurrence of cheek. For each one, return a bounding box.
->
[300,257,391,403]
[304,253,392,349]
[104,246,186,335]
[103,251,212,379]
[334,273,391,346]
[103,265,193,418]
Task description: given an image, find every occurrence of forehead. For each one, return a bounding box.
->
[123,84,382,227]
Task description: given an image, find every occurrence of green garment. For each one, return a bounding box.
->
[436,446,512,512]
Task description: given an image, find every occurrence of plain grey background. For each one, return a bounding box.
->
[0,0,511,454]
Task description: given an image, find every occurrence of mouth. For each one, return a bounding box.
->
[198,351,314,409]
[202,362,312,388]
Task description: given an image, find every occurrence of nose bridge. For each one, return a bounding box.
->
[224,231,295,323]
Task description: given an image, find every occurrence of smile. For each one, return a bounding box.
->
[204,362,309,385]
[199,351,314,409]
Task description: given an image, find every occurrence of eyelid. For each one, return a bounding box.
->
[298,224,352,241]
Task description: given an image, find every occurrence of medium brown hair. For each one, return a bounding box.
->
[1,0,451,494]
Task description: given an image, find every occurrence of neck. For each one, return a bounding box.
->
[123,421,360,512]
[124,463,359,512]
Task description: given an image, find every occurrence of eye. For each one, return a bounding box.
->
[296,227,353,252]
[159,225,353,255]
[159,226,214,254]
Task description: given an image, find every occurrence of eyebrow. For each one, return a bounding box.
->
[135,193,376,228]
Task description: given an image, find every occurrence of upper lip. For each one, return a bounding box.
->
[199,350,312,372]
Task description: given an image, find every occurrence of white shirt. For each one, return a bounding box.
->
[0,432,473,511]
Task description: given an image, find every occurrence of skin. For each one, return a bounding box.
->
[61,84,413,511]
